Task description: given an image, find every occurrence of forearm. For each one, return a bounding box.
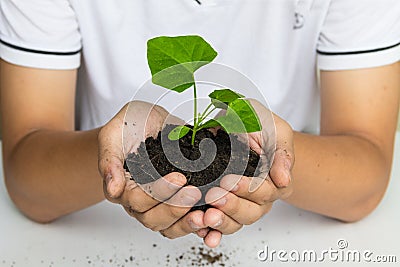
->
[285,131,394,222]
[3,129,104,223]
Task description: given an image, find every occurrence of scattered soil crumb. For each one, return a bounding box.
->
[172,246,229,266]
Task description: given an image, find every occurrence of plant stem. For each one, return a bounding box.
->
[192,81,198,146]
[201,107,217,122]
[199,103,213,121]
[200,104,212,120]
[193,81,198,126]
[191,127,197,146]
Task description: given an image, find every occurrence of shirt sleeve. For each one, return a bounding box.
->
[317,0,400,71]
[0,0,82,70]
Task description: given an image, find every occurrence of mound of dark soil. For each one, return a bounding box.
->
[125,124,260,210]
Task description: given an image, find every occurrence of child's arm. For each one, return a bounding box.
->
[0,60,104,222]
[287,62,400,220]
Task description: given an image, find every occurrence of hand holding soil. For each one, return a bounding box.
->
[98,101,206,235]
[200,100,294,247]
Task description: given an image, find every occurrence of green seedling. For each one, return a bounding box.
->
[147,35,262,145]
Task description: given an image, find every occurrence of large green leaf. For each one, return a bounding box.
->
[209,89,244,109]
[215,99,262,133]
[151,63,195,93]
[147,35,218,92]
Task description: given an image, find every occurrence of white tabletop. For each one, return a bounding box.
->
[0,133,399,267]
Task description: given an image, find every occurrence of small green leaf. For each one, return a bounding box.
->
[199,119,221,130]
[168,125,191,140]
[147,36,218,92]
[215,99,262,133]
[209,89,244,109]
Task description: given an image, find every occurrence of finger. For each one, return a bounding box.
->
[220,174,285,204]
[159,210,207,239]
[161,108,186,126]
[269,147,292,188]
[246,100,294,188]
[196,228,210,238]
[133,186,201,232]
[203,230,222,248]
[104,178,137,204]
[144,172,187,200]
[121,172,187,213]
[100,164,127,202]
[203,208,243,235]
[205,187,272,225]
[122,101,184,155]
[245,99,276,156]
[123,102,167,168]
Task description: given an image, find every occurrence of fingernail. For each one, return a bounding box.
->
[196,228,209,238]
[168,174,186,190]
[213,219,223,228]
[106,174,115,192]
[189,219,201,230]
[182,192,198,206]
[280,169,291,187]
[106,174,117,198]
[286,170,292,183]
[168,181,181,190]
[105,174,112,185]
[284,159,291,170]
[231,185,239,192]
[221,176,240,192]
[213,197,227,207]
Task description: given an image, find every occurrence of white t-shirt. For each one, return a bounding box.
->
[1,0,400,132]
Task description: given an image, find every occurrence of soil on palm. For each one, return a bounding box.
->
[125,124,260,210]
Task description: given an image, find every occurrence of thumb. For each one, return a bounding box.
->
[101,157,126,200]
[269,115,294,188]
[270,148,292,188]
[98,112,127,199]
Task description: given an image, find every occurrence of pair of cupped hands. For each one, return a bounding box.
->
[98,100,294,248]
